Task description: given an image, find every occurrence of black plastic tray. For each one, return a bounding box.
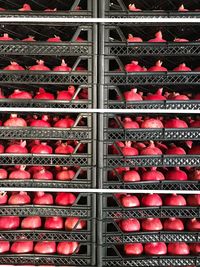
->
[0,194,94,218]
[101,84,200,110]
[105,155,200,168]
[103,206,200,219]
[0,153,91,166]
[0,70,92,85]
[105,71,200,85]
[106,42,200,57]
[103,230,200,244]
[0,98,92,109]
[101,0,200,18]
[102,254,199,267]
[107,99,200,110]
[103,24,200,57]
[105,128,200,142]
[0,229,91,242]
[0,166,95,189]
[0,0,96,17]
[0,205,90,217]
[103,180,200,191]
[0,126,91,140]
[0,23,96,53]
[0,41,93,56]
[0,253,92,266]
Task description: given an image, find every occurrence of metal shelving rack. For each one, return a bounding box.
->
[99,0,200,18]
[0,2,97,266]
[0,1,199,267]
[97,15,200,267]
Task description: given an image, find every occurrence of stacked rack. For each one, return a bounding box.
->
[0,1,97,266]
[98,18,200,267]
[100,0,200,18]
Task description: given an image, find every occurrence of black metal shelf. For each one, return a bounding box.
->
[0,41,93,56]
[0,253,91,266]
[0,154,91,166]
[104,206,200,219]
[105,11,200,18]
[102,0,200,18]
[0,0,96,18]
[104,231,200,244]
[0,205,91,218]
[0,11,93,18]
[0,173,94,189]
[0,230,91,242]
[105,128,200,142]
[0,71,92,85]
[102,84,200,109]
[106,42,200,57]
[105,72,200,85]
[0,126,91,140]
[105,155,200,168]
[103,254,199,267]
[106,99,200,110]
[103,180,200,191]
[0,98,91,109]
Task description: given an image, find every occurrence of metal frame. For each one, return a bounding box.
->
[0,10,200,267]
[0,0,97,18]
[100,0,200,18]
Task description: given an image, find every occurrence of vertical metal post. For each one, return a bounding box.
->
[97,21,105,267]
[97,193,103,267]
[92,193,97,266]
[99,0,105,18]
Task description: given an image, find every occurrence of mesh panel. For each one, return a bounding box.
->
[107,73,200,85]
[106,156,163,167]
[0,100,90,108]
[106,155,200,167]
[104,256,197,266]
[0,230,90,242]
[107,100,200,110]
[0,170,93,189]
[106,13,200,19]
[109,44,200,56]
[0,43,91,56]
[104,181,200,191]
[0,127,91,140]
[0,255,90,265]
[105,128,200,141]
[105,232,199,244]
[0,154,90,166]
[0,206,90,217]
[105,207,200,219]
[0,72,89,84]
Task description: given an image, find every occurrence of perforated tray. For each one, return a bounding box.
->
[105,71,200,85]
[101,0,200,18]
[104,230,200,244]
[0,153,91,166]
[0,126,91,140]
[0,166,95,189]
[0,191,93,217]
[102,254,200,267]
[104,206,200,219]
[0,229,91,242]
[105,155,200,168]
[0,70,92,85]
[0,252,92,266]
[0,0,96,17]
[103,180,200,191]
[105,128,200,142]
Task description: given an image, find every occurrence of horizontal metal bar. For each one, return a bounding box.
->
[0,108,198,114]
[1,188,199,194]
[0,18,198,23]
